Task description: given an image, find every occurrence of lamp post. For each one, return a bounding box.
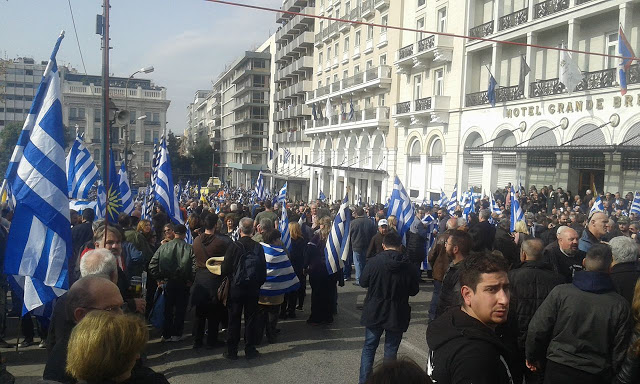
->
[124,66,154,181]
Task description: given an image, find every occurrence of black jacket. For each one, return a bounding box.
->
[507,261,564,352]
[526,271,632,377]
[349,217,376,252]
[493,227,520,269]
[220,236,266,298]
[468,220,496,252]
[614,328,640,384]
[427,307,518,384]
[360,250,419,332]
[435,261,462,318]
[542,242,585,282]
[190,233,232,307]
[610,261,640,305]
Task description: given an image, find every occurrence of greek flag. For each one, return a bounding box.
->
[69,200,98,215]
[151,139,162,190]
[387,176,415,244]
[142,185,152,220]
[104,150,124,223]
[324,193,351,274]
[421,214,438,270]
[618,26,636,96]
[3,32,71,315]
[490,192,502,215]
[438,189,449,207]
[255,171,265,201]
[66,134,100,199]
[118,162,134,215]
[283,148,291,164]
[318,190,326,201]
[630,191,640,215]
[274,182,287,205]
[447,184,458,216]
[280,206,291,251]
[260,243,300,296]
[463,189,475,219]
[590,196,605,216]
[510,186,524,232]
[153,140,182,225]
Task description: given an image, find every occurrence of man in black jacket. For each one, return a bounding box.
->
[508,239,564,383]
[609,235,640,305]
[221,217,267,360]
[434,230,471,319]
[526,244,632,383]
[359,231,419,384]
[427,252,517,384]
[468,209,496,252]
[349,207,377,286]
[542,226,585,282]
[70,208,95,282]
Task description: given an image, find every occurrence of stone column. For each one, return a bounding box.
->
[420,153,428,199]
[604,153,622,193]
[309,169,317,203]
[556,152,570,189]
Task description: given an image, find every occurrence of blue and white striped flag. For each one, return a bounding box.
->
[590,196,605,216]
[260,243,300,296]
[141,185,152,220]
[630,191,640,215]
[438,189,449,207]
[510,186,524,232]
[274,182,287,205]
[118,162,134,215]
[387,176,415,244]
[153,140,183,226]
[463,189,475,219]
[447,184,458,216]
[69,200,98,215]
[318,190,326,201]
[490,192,502,215]
[255,171,265,201]
[280,206,291,251]
[151,139,162,190]
[421,213,438,270]
[3,32,71,315]
[66,134,100,199]
[324,193,351,274]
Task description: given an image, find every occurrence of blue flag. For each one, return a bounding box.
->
[260,243,300,296]
[104,150,124,223]
[324,193,351,274]
[153,140,182,225]
[387,176,415,244]
[488,75,497,107]
[66,134,100,199]
[280,206,291,251]
[3,32,72,315]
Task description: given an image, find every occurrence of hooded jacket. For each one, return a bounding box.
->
[427,307,517,384]
[435,261,463,318]
[360,249,419,332]
[190,233,232,307]
[526,271,632,377]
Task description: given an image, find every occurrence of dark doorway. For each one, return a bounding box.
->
[578,170,604,197]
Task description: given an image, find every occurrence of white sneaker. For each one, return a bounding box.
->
[170,336,181,342]
[160,336,171,342]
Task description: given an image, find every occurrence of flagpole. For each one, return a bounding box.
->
[102,0,111,241]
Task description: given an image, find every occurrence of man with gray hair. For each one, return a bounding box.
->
[543,226,586,282]
[610,236,640,304]
[252,217,274,243]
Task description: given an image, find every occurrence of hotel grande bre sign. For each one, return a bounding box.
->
[505,93,640,118]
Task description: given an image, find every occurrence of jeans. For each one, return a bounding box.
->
[353,251,366,284]
[162,279,189,339]
[226,293,259,355]
[359,327,403,384]
[428,280,442,322]
[343,252,353,279]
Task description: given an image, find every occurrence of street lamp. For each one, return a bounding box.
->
[124,66,154,183]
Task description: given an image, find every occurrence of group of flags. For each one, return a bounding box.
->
[312,97,355,122]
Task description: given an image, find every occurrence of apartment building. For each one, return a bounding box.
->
[184,90,211,155]
[460,0,640,196]
[212,46,272,188]
[61,68,170,185]
[306,0,397,203]
[0,57,47,131]
[270,0,316,201]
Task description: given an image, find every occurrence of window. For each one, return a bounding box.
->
[344,36,350,52]
[379,54,387,65]
[94,149,100,164]
[144,151,150,164]
[94,108,101,122]
[607,32,618,69]
[333,74,339,82]
[434,69,444,96]
[153,131,159,142]
[418,0,426,6]
[367,25,374,41]
[345,1,351,12]
[437,8,447,33]
[378,93,386,106]
[129,110,136,124]
[69,107,77,119]
[93,126,101,141]
[327,47,332,60]
[381,15,388,33]
[78,107,85,119]
[153,112,160,122]
[334,42,339,57]
[145,129,151,142]
[319,52,323,65]
[318,80,322,88]
[366,60,373,69]
[253,59,266,69]
[355,30,361,46]
[130,127,136,142]
[416,18,425,41]
[414,75,422,100]
[354,65,360,73]
[343,70,349,78]
[320,20,324,32]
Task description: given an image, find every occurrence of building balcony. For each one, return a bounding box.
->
[233,114,268,125]
[325,60,331,72]
[275,31,314,62]
[306,105,390,134]
[394,96,451,125]
[230,145,264,152]
[322,25,331,42]
[364,39,374,54]
[233,83,268,98]
[377,31,388,48]
[332,56,339,69]
[317,63,323,74]
[275,7,316,43]
[275,80,313,101]
[394,34,454,74]
[277,55,313,80]
[529,67,619,97]
[306,65,392,102]
[361,0,373,18]
[315,32,323,47]
[469,20,494,39]
[328,22,339,39]
[272,129,306,144]
[353,45,361,60]
[143,120,161,126]
[274,104,312,121]
[498,7,528,31]
[233,65,270,84]
[534,0,569,20]
[339,13,352,33]
[374,0,389,11]
[465,84,524,107]
[233,98,267,111]
[230,127,266,139]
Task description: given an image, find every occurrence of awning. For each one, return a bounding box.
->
[304,163,388,175]
[464,145,640,153]
[260,172,309,181]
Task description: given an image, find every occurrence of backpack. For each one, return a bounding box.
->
[232,241,265,288]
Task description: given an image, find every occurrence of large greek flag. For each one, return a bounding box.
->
[387,176,415,244]
[3,32,71,315]
[255,171,265,201]
[260,243,300,296]
[153,140,182,225]
[447,184,458,216]
[118,162,134,215]
[66,134,100,199]
[142,185,153,220]
[151,139,162,190]
[324,193,351,274]
[490,192,502,215]
[274,182,287,205]
[589,196,605,217]
[510,186,524,232]
[280,206,291,251]
[630,191,640,215]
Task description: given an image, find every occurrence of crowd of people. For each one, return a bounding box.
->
[0,183,638,384]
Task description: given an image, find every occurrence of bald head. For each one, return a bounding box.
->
[521,238,544,262]
[557,225,579,255]
[588,212,608,239]
[67,275,124,323]
[446,217,459,230]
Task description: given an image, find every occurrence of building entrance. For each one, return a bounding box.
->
[578,170,604,197]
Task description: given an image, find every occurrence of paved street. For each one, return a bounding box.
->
[5,280,433,384]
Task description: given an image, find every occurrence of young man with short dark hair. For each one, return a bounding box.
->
[427,252,517,384]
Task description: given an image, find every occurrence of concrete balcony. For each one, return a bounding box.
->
[361,0,373,18]
[374,0,389,11]
[364,39,374,54]
[328,22,339,39]
[393,96,451,126]
[273,104,312,121]
[233,98,267,112]
[315,32,323,47]
[306,65,392,102]
[229,127,267,139]
[275,7,316,43]
[306,105,390,134]
[277,55,313,80]
[394,34,454,75]
[233,82,268,98]
[272,129,306,144]
[233,114,268,125]
[232,65,270,84]
[275,31,314,62]
[275,80,313,101]
[353,45,361,60]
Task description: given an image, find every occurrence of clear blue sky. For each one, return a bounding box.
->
[0,0,282,134]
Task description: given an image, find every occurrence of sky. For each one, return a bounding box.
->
[0,0,282,134]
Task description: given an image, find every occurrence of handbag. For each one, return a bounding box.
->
[217,276,229,306]
[148,285,165,329]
